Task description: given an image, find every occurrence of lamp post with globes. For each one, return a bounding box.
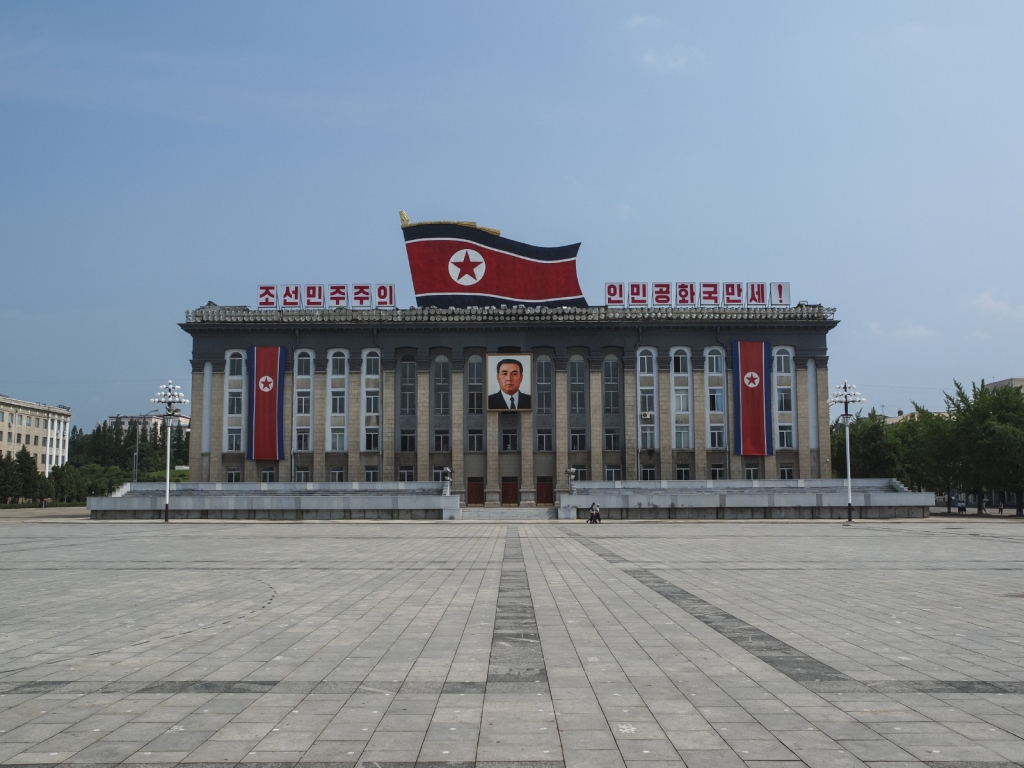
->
[828,380,866,523]
[151,380,189,523]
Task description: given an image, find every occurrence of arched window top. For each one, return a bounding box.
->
[296,351,312,377]
[364,349,380,376]
[638,348,655,374]
[434,355,450,384]
[672,349,689,374]
[775,348,791,374]
[568,354,586,384]
[330,350,347,376]
[706,348,723,374]
[467,355,483,385]
[536,355,552,384]
[228,351,244,377]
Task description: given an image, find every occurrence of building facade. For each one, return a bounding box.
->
[106,414,191,430]
[184,303,837,504]
[0,395,71,475]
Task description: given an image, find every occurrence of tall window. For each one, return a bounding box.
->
[331,352,346,377]
[364,351,381,451]
[296,352,311,377]
[326,350,347,453]
[434,356,450,415]
[640,425,655,449]
[536,357,552,414]
[227,392,242,415]
[225,350,246,456]
[709,388,724,412]
[707,350,723,373]
[672,349,691,450]
[400,357,416,415]
[332,390,345,414]
[229,353,243,377]
[773,348,795,451]
[603,357,620,413]
[569,357,586,414]
[705,348,726,451]
[467,356,484,414]
[296,390,310,414]
[637,348,658,450]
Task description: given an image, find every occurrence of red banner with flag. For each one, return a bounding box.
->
[247,346,286,461]
[732,341,773,456]
[402,221,587,308]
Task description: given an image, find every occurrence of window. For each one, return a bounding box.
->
[640,425,655,449]
[570,429,586,450]
[226,469,241,483]
[365,429,379,451]
[709,388,724,412]
[674,390,689,413]
[641,465,656,481]
[331,353,346,376]
[711,464,726,480]
[780,465,795,480]
[640,389,655,414]
[639,350,654,374]
[366,392,380,415]
[261,467,276,483]
[35,418,39,428]
[17,415,23,425]
[227,429,242,452]
[365,466,379,482]
[400,358,416,415]
[603,358,620,413]
[745,464,759,480]
[709,425,725,449]
[536,357,552,414]
[675,463,691,480]
[433,430,450,452]
[295,468,310,482]
[467,429,484,451]
[34,436,39,445]
[606,465,622,481]
[778,424,794,448]
[398,466,415,481]
[707,350,723,373]
[502,429,519,451]
[674,424,690,449]
[295,429,310,451]
[434,356,450,415]
[569,357,586,414]
[468,356,484,414]
[571,464,588,481]
[777,388,792,412]
[296,352,311,377]
[330,428,345,451]
[673,352,688,375]
[296,390,311,414]
[604,429,620,451]
[330,466,345,482]
[399,430,416,452]
[432,466,447,482]
[16,434,21,444]
[775,349,791,374]
[365,353,380,376]
[536,429,553,451]
[331,390,346,414]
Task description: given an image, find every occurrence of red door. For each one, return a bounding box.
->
[501,477,519,505]
[467,478,484,506]
[536,477,554,505]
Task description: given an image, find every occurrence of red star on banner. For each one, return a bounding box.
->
[453,252,480,280]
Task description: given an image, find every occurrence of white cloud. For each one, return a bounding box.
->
[641,47,700,72]
[869,321,936,339]
[626,16,660,28]
[969,290,1024,319]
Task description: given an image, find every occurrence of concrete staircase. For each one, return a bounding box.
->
[460,507,558,521]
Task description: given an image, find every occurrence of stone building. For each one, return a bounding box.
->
[0,394,71,474]
[184,302,837,505]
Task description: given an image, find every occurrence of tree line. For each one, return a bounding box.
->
[831,380,1024,514]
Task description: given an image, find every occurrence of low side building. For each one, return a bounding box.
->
[0,395,71,475]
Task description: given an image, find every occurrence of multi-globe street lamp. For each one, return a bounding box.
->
[151,380,189,523]
[828,380,866,523]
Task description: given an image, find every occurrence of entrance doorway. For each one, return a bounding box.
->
[467,477,484,506]
[536,476,554,505]
[501,477,519,505]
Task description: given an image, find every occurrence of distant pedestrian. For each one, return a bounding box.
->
[999,500,1005,515]
[594,502,601,524]
[588,502,596,524]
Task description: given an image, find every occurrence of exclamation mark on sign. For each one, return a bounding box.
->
[777,284,783,303]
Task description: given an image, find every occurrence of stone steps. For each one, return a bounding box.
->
[460,507,558,521]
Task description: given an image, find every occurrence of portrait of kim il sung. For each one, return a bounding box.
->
[486,354,533,411]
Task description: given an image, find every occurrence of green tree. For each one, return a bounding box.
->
[14,446,40,502]
[830,409,901,479]
[0,453,16,503]
[50,463,87,503]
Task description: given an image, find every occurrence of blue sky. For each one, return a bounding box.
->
[2,2,1023,428]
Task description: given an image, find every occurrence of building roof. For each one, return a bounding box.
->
[0,394,72,414]
[984,378,1024,391]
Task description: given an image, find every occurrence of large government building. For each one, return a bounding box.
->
[184,302,837,506]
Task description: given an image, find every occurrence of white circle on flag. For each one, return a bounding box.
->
[448,249,486,286]
[259,375,275,392]
[743,372,760,388]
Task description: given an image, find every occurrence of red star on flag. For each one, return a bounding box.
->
[452,252,480,280]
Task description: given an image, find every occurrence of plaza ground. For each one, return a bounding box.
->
[1,518,1024,768]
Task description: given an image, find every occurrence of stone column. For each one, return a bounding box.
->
[313,368,327,482]
[555,360,569,492]
[348,359,362,480]
[382,364,396,481]
[200,361,213,482]
[190,368,205,478]
[691,356,707,479]
[520,408,535,505]
[588,363,603,482]
[623,355,638,480]
[796,361,812,480]
[451,361,465,499]
[282,369,293,481]
[485,410,500,505]
[210,370,228,480]
[658,358,673,480]
[816,361,831,478]
[416,362,430,482]
[725,360,741,479]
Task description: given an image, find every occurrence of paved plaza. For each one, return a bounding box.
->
[2,518,1024,768]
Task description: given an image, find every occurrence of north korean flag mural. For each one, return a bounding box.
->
[247,346,286,461]
[402,220,588,308]
[732,341,773,456]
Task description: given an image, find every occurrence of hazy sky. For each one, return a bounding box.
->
[3,2,1023,429]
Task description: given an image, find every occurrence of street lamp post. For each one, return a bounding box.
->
[151,380,189,523]
[828,381,865,523]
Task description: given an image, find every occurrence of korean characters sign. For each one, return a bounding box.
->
[256,285,397,310]
[604,282,790,307]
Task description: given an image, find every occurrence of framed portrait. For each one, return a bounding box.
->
[486,353,533,411]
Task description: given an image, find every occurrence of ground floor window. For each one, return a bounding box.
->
[432,466,446,482]
[398,466,414,481]
[330,466,345,482]
[571,464,588,482]
[261,467,276,483]
[365,466,379,482]
[641,464,656,481]
[226,468,241,483]
[295,468,310,482]
[675,463,690,480]
[780,465,794,480]
[606,465,622,481]
[745,464,759,480]
[710,463,725,480]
